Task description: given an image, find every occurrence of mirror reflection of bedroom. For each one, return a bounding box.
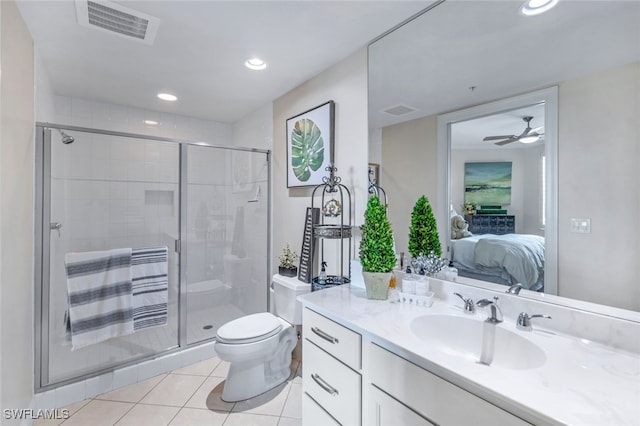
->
[449,103,546,292]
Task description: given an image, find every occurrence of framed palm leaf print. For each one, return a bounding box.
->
[286,101,335,188]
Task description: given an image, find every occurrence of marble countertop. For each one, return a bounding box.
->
[298,284,640,426]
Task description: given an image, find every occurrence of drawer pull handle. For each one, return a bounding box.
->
[311,373,339,396]
[311,327,339,344]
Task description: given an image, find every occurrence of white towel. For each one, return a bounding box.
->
[132,247,168,331]
[65,248,134,350]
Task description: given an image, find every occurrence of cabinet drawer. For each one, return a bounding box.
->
[303,339,361,426]
[303,308,361,370]
[368,344,530,426]
[369,385,434,426]
[302,393,341,426]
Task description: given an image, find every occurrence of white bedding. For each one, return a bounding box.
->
[451,234,545,288]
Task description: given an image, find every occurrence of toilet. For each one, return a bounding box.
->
[214,274,311,402]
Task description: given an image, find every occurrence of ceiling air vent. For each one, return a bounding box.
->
[382,104,417,116]
[75,0,160,45]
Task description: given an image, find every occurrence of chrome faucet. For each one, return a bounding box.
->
[476,296,503,324]
[516,312,552,331]
[453,292,475,314]
[506,284,523,295]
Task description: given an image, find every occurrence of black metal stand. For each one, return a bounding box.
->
[310,164,352,291]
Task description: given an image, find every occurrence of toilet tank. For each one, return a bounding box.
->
[272,274,311,325]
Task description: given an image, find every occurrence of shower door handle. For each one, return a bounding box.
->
[50,222,62,237]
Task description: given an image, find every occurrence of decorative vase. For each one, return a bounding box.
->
[362,271,391,300]
[278,266,297,277]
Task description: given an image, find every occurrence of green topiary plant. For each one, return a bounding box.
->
[359,196,397,273]
[408,195,441,258]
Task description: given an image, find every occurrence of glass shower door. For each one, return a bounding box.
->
[184,145,269,344]
[42,128,181,385]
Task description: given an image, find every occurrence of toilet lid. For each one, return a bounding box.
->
[216,312,283,344]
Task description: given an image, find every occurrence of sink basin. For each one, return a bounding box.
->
[410,315,546,370]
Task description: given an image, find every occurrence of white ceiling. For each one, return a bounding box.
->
[16,0,432,123]
[368,0,640,137]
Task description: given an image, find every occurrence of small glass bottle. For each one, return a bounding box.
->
[318,261,327,285]
[402,266,416,294]
[447,261,458,282]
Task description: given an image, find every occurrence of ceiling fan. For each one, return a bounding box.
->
[483,116,544,146]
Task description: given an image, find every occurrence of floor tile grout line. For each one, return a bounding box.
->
[95,373,169,404]
[56,398,92,424]
[278,382,294,418]
[110,400,137,426]
[178,374,209,410]
[165,405,183,426]
[222,411,282,426]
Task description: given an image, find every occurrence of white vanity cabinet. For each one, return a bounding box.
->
[302,307,362,426]
[368,343,531,426]
[369,385,434,426]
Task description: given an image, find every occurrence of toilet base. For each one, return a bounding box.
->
[221,359,291,402]
[218,325,296,402]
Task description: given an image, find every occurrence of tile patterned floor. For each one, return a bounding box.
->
[35,356,302,426]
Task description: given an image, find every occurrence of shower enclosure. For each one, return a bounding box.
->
[34,124,270,389]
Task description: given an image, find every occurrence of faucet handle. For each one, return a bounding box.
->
[453,292,475,314]
[506,284,523,295]
[517,312,552,331]
[476,295,499,307]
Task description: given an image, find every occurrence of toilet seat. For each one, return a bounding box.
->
[216,312,283,344]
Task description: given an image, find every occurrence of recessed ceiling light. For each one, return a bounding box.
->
[157,93,177,102]
[245,58,267,70]
[520,0,559,16]
[144,120,159,125]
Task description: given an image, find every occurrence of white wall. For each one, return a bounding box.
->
[52,95,232,144]
[233,103,273,151]
[232,102,273,281]
[273,48,368,278]
[34,48,55,123]
[1,0,35,419]
[558,63,639,311]
[368,127,382,165]
[381,115,438,258]
[450,146,544,236]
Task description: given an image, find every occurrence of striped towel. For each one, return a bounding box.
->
[132,247,168,331]
[65,248,134,350]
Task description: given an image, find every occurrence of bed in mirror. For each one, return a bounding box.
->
[368,0,639,315]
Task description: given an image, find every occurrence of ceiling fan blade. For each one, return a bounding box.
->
[518,127,532,138]
[483,135,516,141]
[495,138,517,146]
[531,126,544,133]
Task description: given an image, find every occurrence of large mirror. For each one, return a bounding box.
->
[368,0,639,314]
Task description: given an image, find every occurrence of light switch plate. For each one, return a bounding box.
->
[571,218,591,233]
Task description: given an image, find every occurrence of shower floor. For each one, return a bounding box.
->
[186,304,246,344]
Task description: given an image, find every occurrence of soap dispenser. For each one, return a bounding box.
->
[318,261,327,285]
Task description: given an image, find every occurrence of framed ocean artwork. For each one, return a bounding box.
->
[464,162,512,206]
